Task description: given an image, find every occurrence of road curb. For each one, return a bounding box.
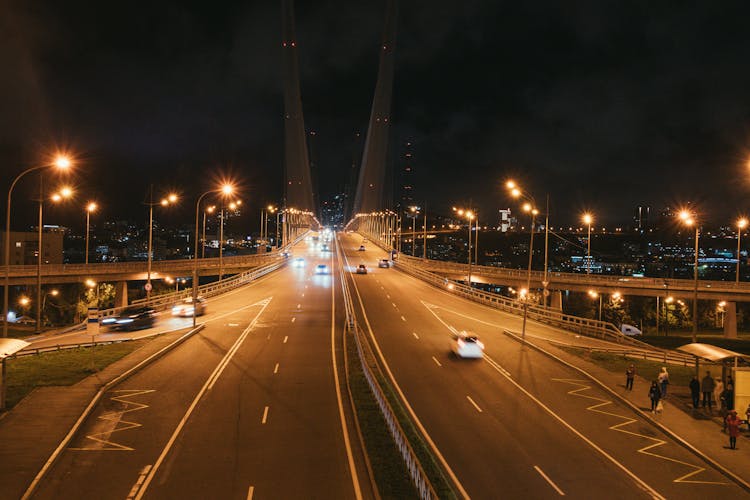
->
[21,324,206,500]
[501,328,750,494]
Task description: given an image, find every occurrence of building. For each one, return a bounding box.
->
[397,141,415,214]
[498,209,515,232]
[634,205,650,232]
[1,230,64,265]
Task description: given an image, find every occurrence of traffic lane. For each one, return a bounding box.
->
[31,268,292,500]
[374,269,738,498]
[144,250,353,499]
[427,304,741,499]
[347,266,647,498]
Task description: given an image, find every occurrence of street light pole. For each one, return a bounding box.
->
[85,202,97,265]
[582,213,593,274]
[692,224,699,343]
[4,156,71,337]
[737,218,747,283]
[35,176,43,332]
[543,195,550,307]
[219,206,225,280]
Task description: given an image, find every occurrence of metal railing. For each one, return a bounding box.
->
[391,255,695,364]
[337,239,437,500]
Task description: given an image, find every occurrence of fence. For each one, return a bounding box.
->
[336,240,438,500]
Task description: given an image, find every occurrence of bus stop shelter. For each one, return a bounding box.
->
[677,343,750,415]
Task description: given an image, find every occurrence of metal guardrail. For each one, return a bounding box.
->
[336,239,437,500]
[391,258,696,364]
[12,339,132,358]
[98,257,287,319]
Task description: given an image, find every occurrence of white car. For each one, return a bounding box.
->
[172,297,206,317]
[292,257,305,268]
[452,331,484,359]
[315,264,330,274]
[355,264,367,274]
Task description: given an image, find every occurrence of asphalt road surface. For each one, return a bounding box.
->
[31,238,362,500]
[339,233,746,499]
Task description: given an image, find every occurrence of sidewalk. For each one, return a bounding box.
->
[0,329,189,500]
[535,337,750,489]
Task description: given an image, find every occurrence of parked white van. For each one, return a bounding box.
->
[621,324,642,336]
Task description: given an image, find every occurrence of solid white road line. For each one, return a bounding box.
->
[262,406,269,424]
[273,363,279,374]
[432,356,442,367]
[331,246,363,500]
[126,465,152,499]
[343,249,469,499]
[291,317,296,323]
[466,396,483,413]
[247,485,254,500]
[534,466,565,496]
[134,299,272,500]
[283,336,289,343]
[413,332,420,339]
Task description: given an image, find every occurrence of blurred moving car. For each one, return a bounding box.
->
[451,331,484,359]
[172,297,207,317]
[292,257,306,268]
[321,244,330,252]
[316,264,330,274]
[102,306,156,331]
[356,264,368,274]
[358,245,366,251]
[378,259,389,268]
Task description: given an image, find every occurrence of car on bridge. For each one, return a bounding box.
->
[102,306,156,331]
[358,245,366,251]
[452,331,484,359]
[315,264,330,274]
[356,264,368,274]
[292,257,305,268]
[378,259,389,268]
[172,297,206,317]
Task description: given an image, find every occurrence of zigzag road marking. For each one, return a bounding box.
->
[553,379,727,485]
[70,389,156,451]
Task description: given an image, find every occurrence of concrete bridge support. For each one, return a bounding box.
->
[724,301,737,339]
[114,281,129,309]
[551,290,563,311]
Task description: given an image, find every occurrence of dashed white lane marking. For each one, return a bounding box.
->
[283,336,289,344]
[297,304,301,309]
[247,485,255,500]
[126,465,152,499]
[413,332,419,339]
[400,316,406,322]
[301,293,305,297]
[386,294,391,299]
[274,363,279,374]
[228,323,239,327]
[432,356,442,367]
[291,317,296,323]
[466,396,483,413]
[262,406,269,424]
[534,466,565,496]
[392,302,397,308]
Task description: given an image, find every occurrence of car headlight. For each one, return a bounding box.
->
[116,318,134,324]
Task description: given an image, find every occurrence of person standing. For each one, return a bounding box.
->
[702,371,716,410]
[726,410,741,450]
[626,364,636,391]
[689,375,701,409]
[714,378,724,414]
[658,367,669,399]
[648,381,661,413]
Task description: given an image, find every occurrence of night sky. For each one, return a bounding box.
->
[3,1,750,231]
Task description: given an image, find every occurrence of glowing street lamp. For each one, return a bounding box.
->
[85,202,98,265]
[679,209,699,343]
[193,183,235,327]
[582,212,593,274]
[146,190,179,300]
[4,154,72,337]
[452,206,476,284]
[737,218,747,283]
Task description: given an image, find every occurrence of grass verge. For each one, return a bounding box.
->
[5,340,150,409]
[345,331,418,498]
[559,346,697,386]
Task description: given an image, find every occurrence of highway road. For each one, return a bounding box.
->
[30,238,364,500]
[339,233,745,499]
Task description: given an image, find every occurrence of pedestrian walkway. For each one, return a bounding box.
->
[0,329,189,500]
[537,337,750,489]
